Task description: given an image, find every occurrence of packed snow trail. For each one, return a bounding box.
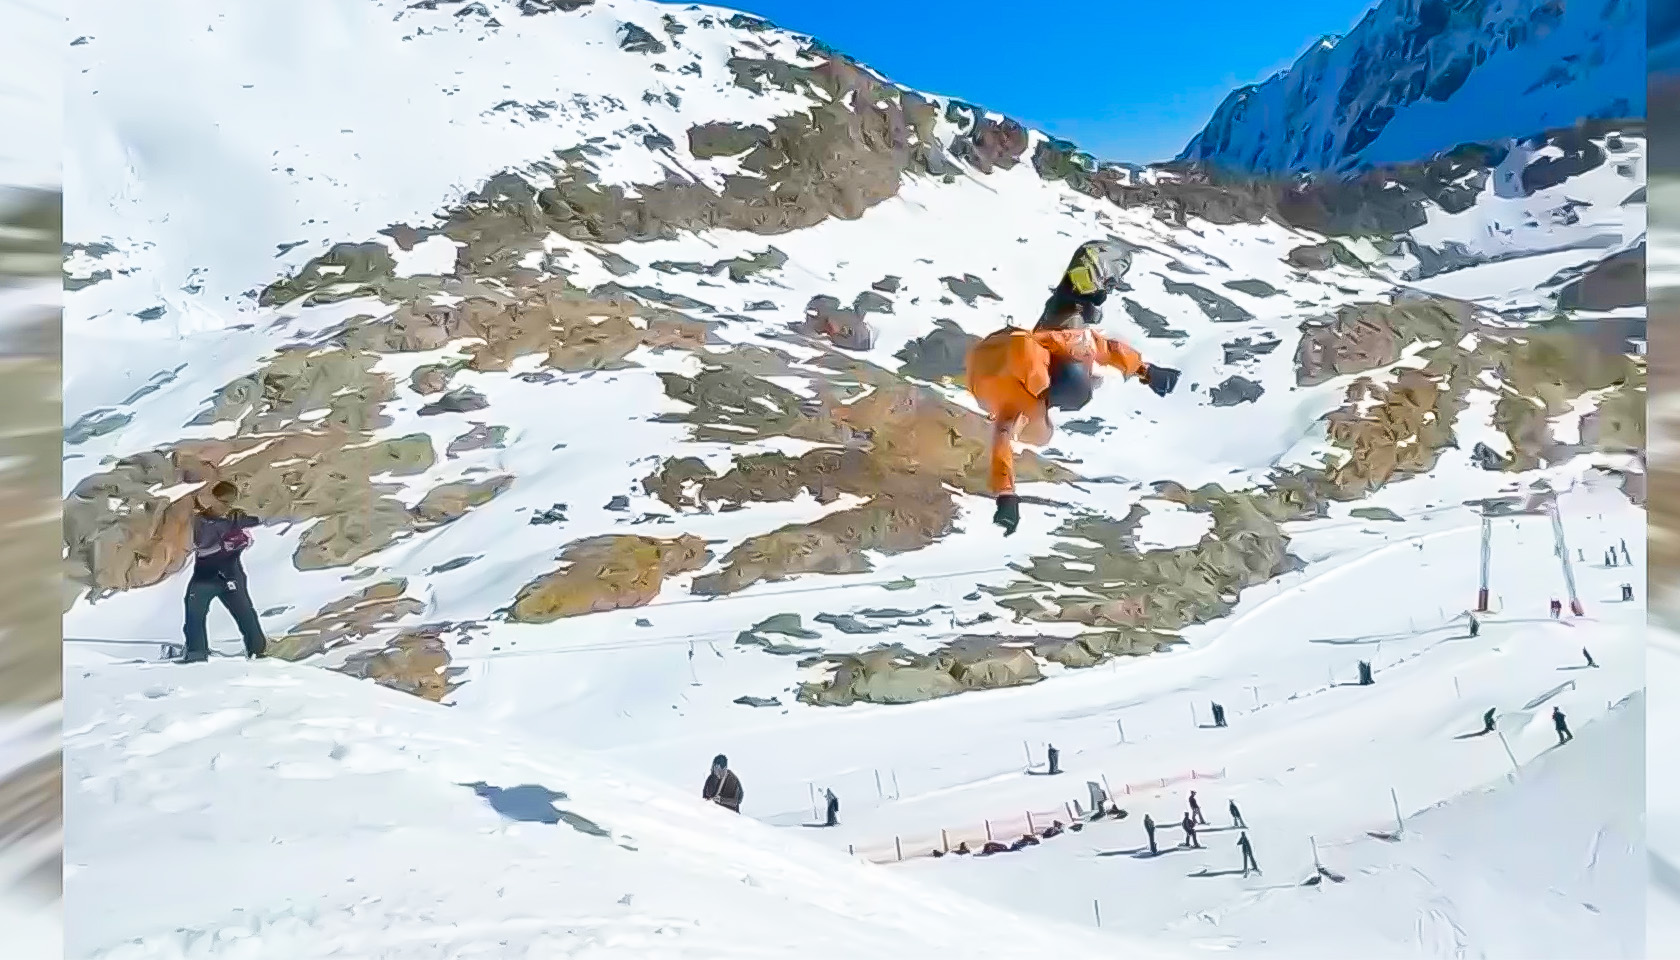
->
[62,646,1209,960]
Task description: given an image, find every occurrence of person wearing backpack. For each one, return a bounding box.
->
[180,480,268,663]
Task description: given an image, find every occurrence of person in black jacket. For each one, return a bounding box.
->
[824,787,839,827]
[1237,831,1260,876]
[703,754,744,812]
[1552,706,1573,744]
[181,480,268,663]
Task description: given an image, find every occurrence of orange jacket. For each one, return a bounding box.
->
[965,326,1145,496]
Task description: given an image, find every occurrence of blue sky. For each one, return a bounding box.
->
[699,0,1381,164]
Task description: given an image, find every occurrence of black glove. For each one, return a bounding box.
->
[993,494,1020,536]
[1142,363,1180,398]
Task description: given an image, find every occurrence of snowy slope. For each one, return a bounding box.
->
[60,1,1647,957]
[1178,0,1646,175]
[63,644,1191,960]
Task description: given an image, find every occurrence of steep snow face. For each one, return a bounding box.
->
[1178,0,1646,175]
[62,647,1185,960]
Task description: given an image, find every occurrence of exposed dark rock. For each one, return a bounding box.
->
[871,275,901,293]
[1286,241,1363,271]
[1120,298,1187,340]
[1471,442,1512,471]
[800,295,875,350]
[529,503,568,525]
[947,107,1030,173]
[1223,278,1282,298]
[940,274,1001,306]
[419,386,490,416]
[1349,507,1404,522]
[1208,376,1264,406]
[1222,336,1281,364]
[618,22,667,54]
[1521,137,1606,193]
[445,423,508,459]
[687,121,772,159]
[1162,280,1254,323]
[852,290,894,315]
[64,410,132,445]
[814,612,888,634]
[1553,243,1645,311]
[1295,298,1470,386]
[734,695,782,708]
[894,319,978,380]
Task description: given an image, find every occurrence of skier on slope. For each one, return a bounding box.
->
[964,240,1181,536]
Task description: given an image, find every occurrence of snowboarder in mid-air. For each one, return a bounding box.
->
[964,240,1180,536]
[1552,706,1572,745]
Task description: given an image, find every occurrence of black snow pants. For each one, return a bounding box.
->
[183,568,267,659]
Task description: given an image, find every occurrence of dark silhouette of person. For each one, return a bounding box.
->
[702,754,744,812]
[1046,743,1061,775]
[1211,702,1227,727]
[1552,706,1572,744]
[178,480,269,662]
[1181,812,1201,848]
[1143,813,1158,855]
[1189,790,1207,825]
[1228,799,1245,829]
[824,788,839,826]
[1468,614,1480,638]
[1481,708,1497,735]
[1238,831,1260,876]
[1583,647,1598,668]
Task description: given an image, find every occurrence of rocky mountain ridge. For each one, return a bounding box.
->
[63,0,1645,710]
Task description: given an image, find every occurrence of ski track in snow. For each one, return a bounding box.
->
[59,0,1649,957]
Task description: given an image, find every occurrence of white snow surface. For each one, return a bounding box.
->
[61,0,1649,956]
[63,646,1172,960]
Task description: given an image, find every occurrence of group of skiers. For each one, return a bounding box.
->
[1141,791,1260,876]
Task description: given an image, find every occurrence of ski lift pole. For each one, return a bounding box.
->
[1547,499,1584,616]
[1477,512,1492,612]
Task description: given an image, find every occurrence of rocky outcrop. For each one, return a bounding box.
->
[940,274,1001,306]
[1295,297,1471,386]
[946,105,1030,174]
[895,319,978,380]
[799,636,1041,707]
[268,580,427,661]
[1554,243,1646,311]
[1286,240,1363,271]
[800,295,876,350]
[1163,280,1253,323]
[509,534,711,622]
[337,626,467,702]
[1209,375,1264,406]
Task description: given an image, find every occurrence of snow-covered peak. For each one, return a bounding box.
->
[1178,0,1646,175]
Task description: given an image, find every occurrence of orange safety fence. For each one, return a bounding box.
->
[853,766,1227,864]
